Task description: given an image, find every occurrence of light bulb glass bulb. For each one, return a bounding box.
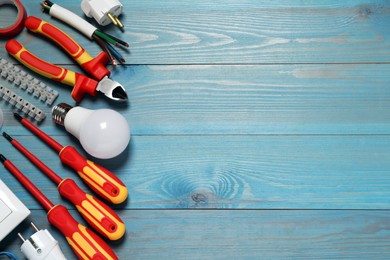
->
[64,107,130,159]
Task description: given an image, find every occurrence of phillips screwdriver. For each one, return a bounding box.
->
[14,113,128,204]
[0,154,118,260]
[2,132,126,241]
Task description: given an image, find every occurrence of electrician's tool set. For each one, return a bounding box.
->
[0,1,129,259]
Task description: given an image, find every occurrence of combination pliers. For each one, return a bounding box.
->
[6,16,127,103]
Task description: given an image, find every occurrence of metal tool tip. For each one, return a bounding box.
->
[0,154,6,163]
[112,86,128,100]
[2,132,13,142]
[13,113,23,121]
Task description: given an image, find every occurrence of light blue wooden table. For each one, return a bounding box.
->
[1,0,390,259]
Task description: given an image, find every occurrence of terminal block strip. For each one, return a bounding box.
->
[0,85,46,122]
[0,58,58,105]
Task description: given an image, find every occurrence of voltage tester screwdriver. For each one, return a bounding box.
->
[0,154,118,260]
[14,113,128,204]
[2,132,125,241]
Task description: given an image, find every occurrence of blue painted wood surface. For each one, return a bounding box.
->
[1,0,390,259]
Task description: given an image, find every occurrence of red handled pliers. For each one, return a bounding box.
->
[5,16,127,103]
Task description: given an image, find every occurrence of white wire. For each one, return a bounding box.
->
[49,4,97,39]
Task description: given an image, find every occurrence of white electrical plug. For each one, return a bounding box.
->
[81,0,124,28]
[19,223,67,260]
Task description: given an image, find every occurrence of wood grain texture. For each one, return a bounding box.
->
[0,1,389,64]
[1,135,390,209]
[1,0,390,258]
[1,209,390,259]
[3,64,390,135]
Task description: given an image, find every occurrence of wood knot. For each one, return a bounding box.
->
[357,5,374,19]
[192,193,208,203]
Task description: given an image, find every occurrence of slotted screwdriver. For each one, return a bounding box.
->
[14,113,128,204]
[2,132,125,240]
[0,154,118,260]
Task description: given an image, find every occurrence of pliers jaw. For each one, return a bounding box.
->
[96,76,128,102]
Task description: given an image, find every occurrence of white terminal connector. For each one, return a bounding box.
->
[19,223,67,260]
[81,0,124,28]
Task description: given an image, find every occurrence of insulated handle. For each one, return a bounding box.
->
[59,146,128,204]
[48,205,118,260]
[58,178,126,240]
[6,39,77,86]
[5,39,98,102]
[25,16,109,81]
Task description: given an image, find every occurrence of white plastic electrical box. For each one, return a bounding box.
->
[0,178,30,241]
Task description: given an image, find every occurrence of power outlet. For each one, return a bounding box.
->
[0,178,30,241]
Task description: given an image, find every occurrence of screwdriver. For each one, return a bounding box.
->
[0,154,118,260]
[13,113,128,204]
[2,132,125,241]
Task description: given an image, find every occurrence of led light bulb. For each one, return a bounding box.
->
[52,103,130,159]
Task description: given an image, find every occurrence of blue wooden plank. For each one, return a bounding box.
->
[2,64,390,135]
[1,1,389,258]
[1,135,390,209]
[1,209,390,259]
[0,1,389,64]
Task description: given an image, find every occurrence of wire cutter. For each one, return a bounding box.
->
[5,16,127,103]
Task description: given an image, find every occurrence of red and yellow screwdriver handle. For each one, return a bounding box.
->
[5,39,98,103]
[60,146,128,204]
[48,205,118,260]
[58,178,126,240]
[25,16,109,81]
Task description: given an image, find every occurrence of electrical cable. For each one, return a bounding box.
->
[92,34,117,65]
[105,40,125,63]
[0,252,18,260]
[40,1,127,64]
[102,32,129,47]
[93,29,118,46]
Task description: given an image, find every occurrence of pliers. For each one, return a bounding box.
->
[5,16,127,103]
